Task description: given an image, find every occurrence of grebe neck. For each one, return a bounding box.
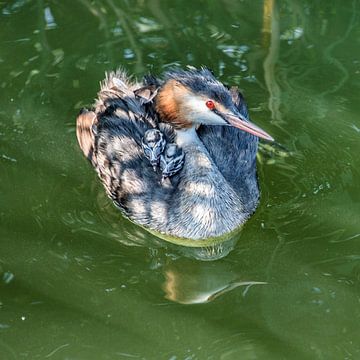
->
[175,126,201,148]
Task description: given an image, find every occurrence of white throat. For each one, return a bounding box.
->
[175,127,201,147]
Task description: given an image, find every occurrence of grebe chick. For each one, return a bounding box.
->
[142,129,166,170]
[160,143,185,180]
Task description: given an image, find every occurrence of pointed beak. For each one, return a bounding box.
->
[219,111,274,142]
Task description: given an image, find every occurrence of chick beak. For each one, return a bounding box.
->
[219,111,274,142]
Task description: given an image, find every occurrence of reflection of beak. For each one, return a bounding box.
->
[218,111,274,142]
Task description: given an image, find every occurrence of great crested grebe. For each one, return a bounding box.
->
[76,67,273,240]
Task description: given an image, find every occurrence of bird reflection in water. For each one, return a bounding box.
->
[162,257,266,304]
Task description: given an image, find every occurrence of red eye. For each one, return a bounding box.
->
[205,100,215,110]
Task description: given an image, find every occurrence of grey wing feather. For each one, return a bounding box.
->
[76,109,97,165]
[87,70,178,226]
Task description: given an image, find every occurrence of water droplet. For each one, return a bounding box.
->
[3,272,15,284]
[311,287,322,294]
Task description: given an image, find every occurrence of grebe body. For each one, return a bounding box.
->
[76,68,273,240]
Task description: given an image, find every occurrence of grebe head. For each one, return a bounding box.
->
[142,129,166,169]
[155,68,273,141]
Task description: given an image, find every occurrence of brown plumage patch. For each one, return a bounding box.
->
[155,80,193,129]
[76,109,97,163]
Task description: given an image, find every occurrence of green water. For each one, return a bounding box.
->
[1,0,360,358]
